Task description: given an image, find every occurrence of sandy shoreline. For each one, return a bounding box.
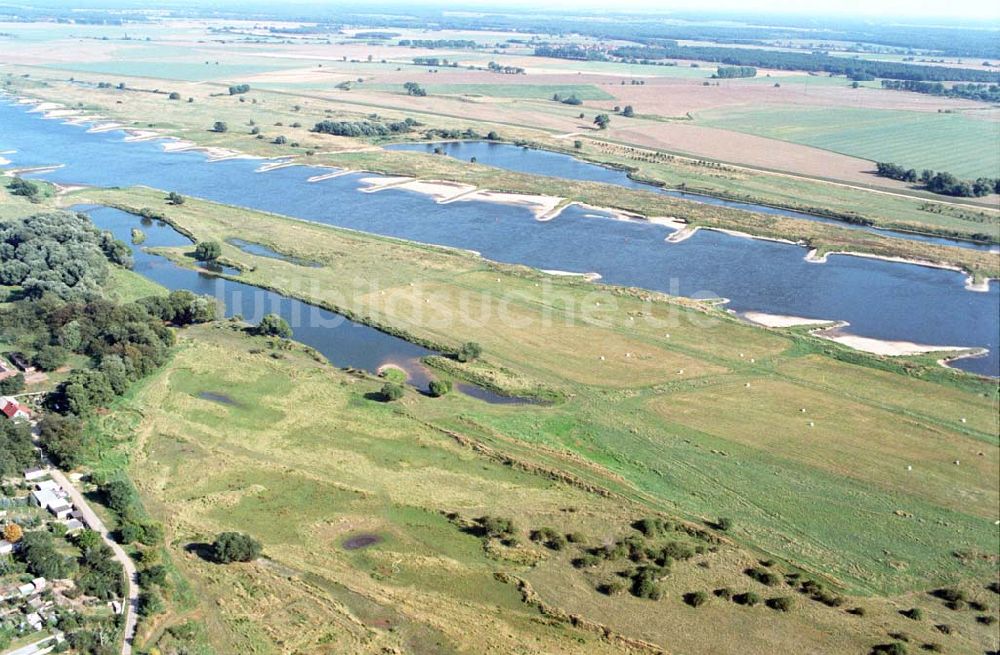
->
[540,269,603,282]
[741,311,835,328]
[814,329,973,357]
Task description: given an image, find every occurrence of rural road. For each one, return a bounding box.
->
[48,468,139,655]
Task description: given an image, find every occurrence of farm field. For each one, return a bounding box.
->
[697,106,1000,179]
[360,82,615,100]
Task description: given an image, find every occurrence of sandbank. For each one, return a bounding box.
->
[741,311,835,328]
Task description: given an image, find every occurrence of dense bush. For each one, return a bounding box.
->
[455,341,482,363]
[428,379,452,397]
[684,591,709,607]
[381,382,404,401]
[253,313,292,338]
[37,414,86,469]
[767,596,794,612]
[212,531,262,563]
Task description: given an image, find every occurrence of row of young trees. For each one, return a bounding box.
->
[713,66,757,79]
[875,162,1000,198]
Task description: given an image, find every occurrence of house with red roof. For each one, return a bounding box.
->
[0,396,30,421]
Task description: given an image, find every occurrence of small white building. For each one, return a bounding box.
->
[0,539,13,556]
[25,611,43,631]
[23,468,47,482]
[31,577,46,592]
[18,582,36,597]
[31,489,74,520]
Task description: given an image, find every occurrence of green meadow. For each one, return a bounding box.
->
[698,106,1000,179]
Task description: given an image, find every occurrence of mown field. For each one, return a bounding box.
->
[698,106,1000,179]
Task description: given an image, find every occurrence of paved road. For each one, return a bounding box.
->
[48,469,139,655]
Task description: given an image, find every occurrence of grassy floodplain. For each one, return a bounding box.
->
[68,186,999,583]
[30,181,992,654]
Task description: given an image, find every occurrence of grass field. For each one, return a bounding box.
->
[96,322,999,655]
[698,106,1000,179]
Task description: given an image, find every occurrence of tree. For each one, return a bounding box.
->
[212,121,228,133]
[381,382,404,401]
[33,344,69,371]
[38,414,86,470]
[3,522,22,543]
[622,105,635,117]
[403,82,427,96]
[138,590,164,616]
[193,241,222,262]
[455,341,482,363]
[19,531,74,579]
[100,479,137,517]
[7,177,40,199]
[428,379,452,397]
[593,114,610,129]
[212,532,262,563]
[0,373,25,395]
[253,313,291,338]
[168,92,181,100]
[166,191,185,205]
[272,135,288,145]
[715,517,732,531]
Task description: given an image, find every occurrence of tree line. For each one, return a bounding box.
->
[399,39,477,49]
[312,117,417,137]
[880,80,1000,103]
[875,162,1000,198]
[606,44,1000,83]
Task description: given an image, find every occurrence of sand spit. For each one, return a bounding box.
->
[541,269,603,282]
[27,102,64,113]
[814,329,972,357]
[2,165,64,177]
[87,122,126,133]
[460,190,564,220]
[666,226,699,243]
[124,129,163,142]
[255,160,299,172]
[742,311,835,328]
[401,180,476,202]
[806,249,993,292]
[307,169,355,182]
[357,176,563,218]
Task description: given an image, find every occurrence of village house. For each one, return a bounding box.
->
[0,539,13,556]
[31,488,74,520]
[0,395,31,421]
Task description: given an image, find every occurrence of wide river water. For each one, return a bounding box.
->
[1,98,997,376]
